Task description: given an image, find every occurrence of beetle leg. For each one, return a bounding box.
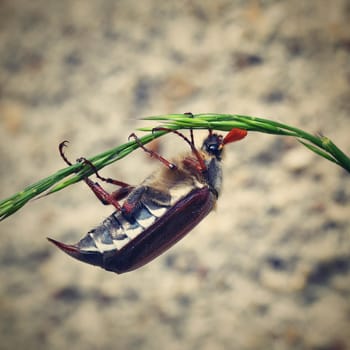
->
[128,133,177,170]
[76,158,134,209]
[183,112,195,146]
[121,185,171,219]
[121,186,146,217]
[59,142,134,210]
[152,127,208,173]
[83,178,123,209]
[183,157,203,173]
[60,141,132,188]
[59,140,73,166]
[77,157,131,188]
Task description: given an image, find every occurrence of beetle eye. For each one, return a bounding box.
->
[208,144,218,153]
[202,134,223,158]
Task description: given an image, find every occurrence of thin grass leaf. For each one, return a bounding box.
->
[0,131,166,220]
[298,140,340,165]
[144,113,349,173]
[320,137,350,172]
[1,113,349,221]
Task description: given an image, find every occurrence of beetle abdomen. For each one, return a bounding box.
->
[104,187,215,273]
[79,200,170,254]
[48,196,172,268]
[51,186,215,274]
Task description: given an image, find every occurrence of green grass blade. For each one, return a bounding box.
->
[1,113,349,221]
[298,140,340,165]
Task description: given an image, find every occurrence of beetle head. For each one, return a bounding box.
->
[202,128,247,160]
[201,134,224,160]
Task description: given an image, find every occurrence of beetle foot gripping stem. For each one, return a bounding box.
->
[47,238,104,268]
[128,132,177,170]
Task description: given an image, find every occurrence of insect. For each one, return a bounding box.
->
[48,125,247,274]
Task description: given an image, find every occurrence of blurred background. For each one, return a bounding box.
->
[0,1,349,349]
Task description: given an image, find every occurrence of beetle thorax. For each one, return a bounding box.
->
[203,156,222,197]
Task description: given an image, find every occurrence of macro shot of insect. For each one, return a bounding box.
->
[48,126,247,274]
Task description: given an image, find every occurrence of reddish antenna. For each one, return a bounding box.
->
[223,128,248,144]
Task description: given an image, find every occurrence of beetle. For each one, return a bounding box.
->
[48,125,247,274]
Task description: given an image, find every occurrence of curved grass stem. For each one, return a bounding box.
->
[0,114,348,221]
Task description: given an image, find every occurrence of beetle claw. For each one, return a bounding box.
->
[47,237,104,268]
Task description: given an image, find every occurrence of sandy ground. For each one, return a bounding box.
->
[0,1,349,349]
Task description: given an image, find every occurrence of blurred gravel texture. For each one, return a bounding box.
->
[0,1,349,349]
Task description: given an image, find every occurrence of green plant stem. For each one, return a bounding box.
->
[0,113,348,221]
[142,113,350,171]
[0,130,166,221]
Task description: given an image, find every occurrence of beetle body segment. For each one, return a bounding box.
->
[49,128,247,274]
[49,188,214,273]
